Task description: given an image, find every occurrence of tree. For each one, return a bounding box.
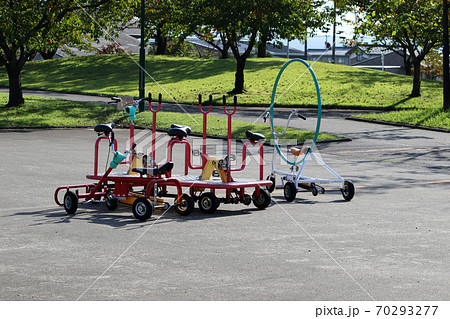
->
[444,0,450,110]
[176,0,325,94]
[257,1,326,58]
[349,0,444,97]
[257,32,269,58]
[0,0,137,107]
[143,0,175,55]
[423,50,443,80]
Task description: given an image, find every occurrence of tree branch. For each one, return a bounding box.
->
[193,31,225,53]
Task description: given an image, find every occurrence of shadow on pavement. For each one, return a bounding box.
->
[9,202,259,229]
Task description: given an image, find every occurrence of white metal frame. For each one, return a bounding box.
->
[268,109,346,195]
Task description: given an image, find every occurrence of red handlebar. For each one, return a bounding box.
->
[198,93,212,114]
[223,95,237,115]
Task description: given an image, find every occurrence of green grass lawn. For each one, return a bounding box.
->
[0,94,338,141]
[0,54,443,109]
[0,54,448,129]
[352,108,450,130]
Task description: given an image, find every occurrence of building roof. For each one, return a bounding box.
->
[359,45,402,56]
[307,47,357,57]
[266,43,304,57]
[352,51,404,67]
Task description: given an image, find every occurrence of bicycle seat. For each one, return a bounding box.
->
[132,162,174,176]
[94,123,115,135]
[289,146,310,156]
[168,124,191,140]
[245,130,265,142]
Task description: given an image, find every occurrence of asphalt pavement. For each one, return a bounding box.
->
[0,90,449,301]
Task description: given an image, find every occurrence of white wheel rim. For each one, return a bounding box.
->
[201,197,213,210]
[65,196,72,208]
[136,202,146,216]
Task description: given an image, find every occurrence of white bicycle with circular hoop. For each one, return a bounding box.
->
[264,58,355,202]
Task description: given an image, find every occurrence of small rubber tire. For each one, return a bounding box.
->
[284,181,297,202]
[241,194,252,206]
[266,176,276,193]
[88,185,101,201]
[148,184,162,197]
[252,189,271,209]
[175,194,195,216]
[132,197,154,221]
[311,184,318,196]
[341,181,355,201]
[105,197,119,211]
[64,191,78,214]
[198,192,219,214]
[105,190,118,211]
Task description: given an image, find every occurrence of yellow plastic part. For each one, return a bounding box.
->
[120,193,166,211]
[199,157,233,182]
[199,157,217,180]
[128,152,145,175]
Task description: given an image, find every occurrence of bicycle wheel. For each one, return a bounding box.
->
[269,58,322,166]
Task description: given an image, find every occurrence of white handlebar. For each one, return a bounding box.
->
[274,109,306,137]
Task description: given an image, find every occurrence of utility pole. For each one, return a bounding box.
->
[332,1,336,63]
[444,0,450,110]
[286,40,290,59]
[304,35,308,61]
[139,0,146,112]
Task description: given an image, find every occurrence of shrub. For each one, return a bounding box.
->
[96,42,127,55]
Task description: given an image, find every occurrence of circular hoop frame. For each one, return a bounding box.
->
[269,58,322,166]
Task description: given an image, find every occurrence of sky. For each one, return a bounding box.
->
[288,6,358,50]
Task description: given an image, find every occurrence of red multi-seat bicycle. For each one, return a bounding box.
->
[54,96,194,221]
[55,93,272,221]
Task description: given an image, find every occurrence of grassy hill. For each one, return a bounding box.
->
[0,54,443,109]
[1,54,449,130]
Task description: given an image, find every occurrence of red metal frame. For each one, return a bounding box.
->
[55,107,185,209]
[199,94,212,167]
[166,94,212,176]
[167,139,204,176]
[165,94,271,200]
[94,137,117,176]
[229,140,265,181]
[55,92,271,214]
[54,183,104,206]
[149,93,162,166]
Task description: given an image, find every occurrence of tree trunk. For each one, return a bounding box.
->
[219,33,229,59]
[6,65,25,107]
[402,47,412,76]
[257,34,267,58]
[404,57,412,76]
[155,27,167,55]
[220,42,230,59]
[232,58,246,94]
[410,60,422,97]
[40,49,58,60]
[228,30,257,94]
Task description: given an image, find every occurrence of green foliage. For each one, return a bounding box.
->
[0,0,138,106]
[347,0,444,96]
[166,41,212,59]
[0,0,137,59]
[423,50,444,79]
[170,0,327,92]
[142,0,180,41]
[96,42,128,55]
[352,0,443,50]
